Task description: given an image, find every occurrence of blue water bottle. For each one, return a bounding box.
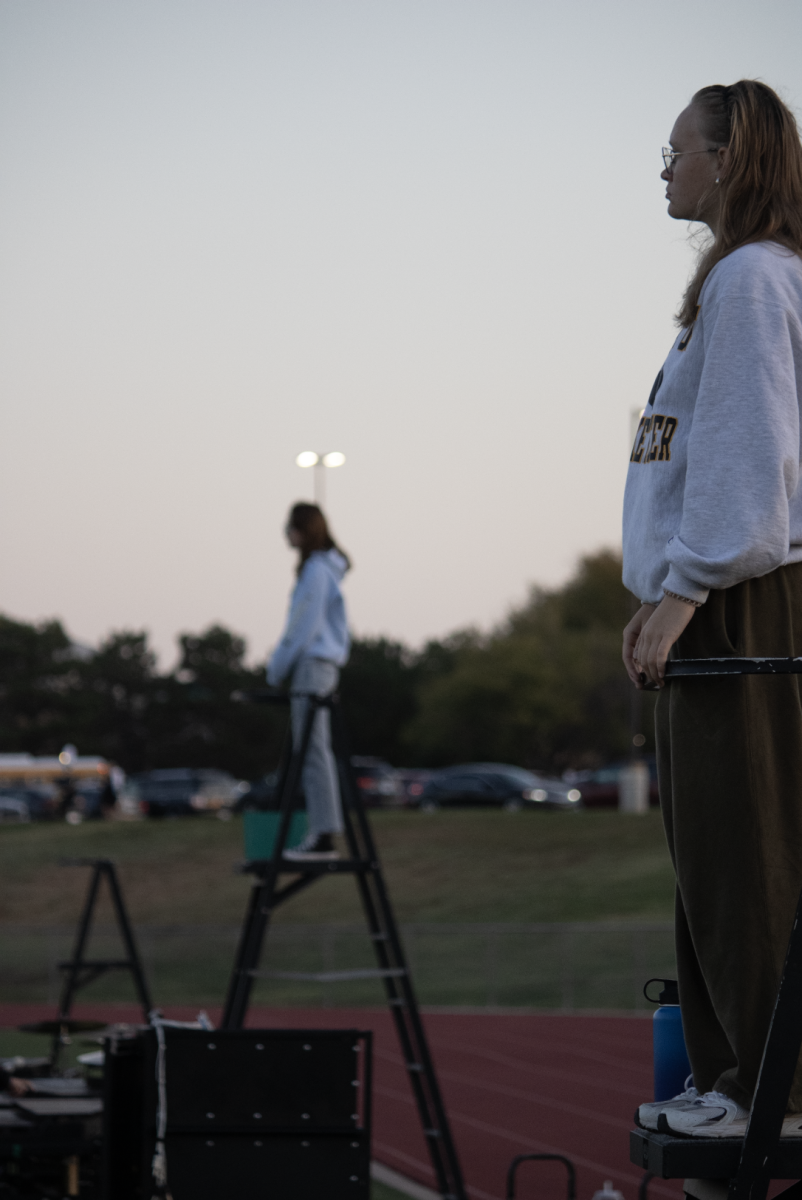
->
[644,977,692,1101]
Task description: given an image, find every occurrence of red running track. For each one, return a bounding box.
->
[0,1004,683,1200]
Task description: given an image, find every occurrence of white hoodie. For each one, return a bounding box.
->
[623,241,802,605]
[267,549,350,686]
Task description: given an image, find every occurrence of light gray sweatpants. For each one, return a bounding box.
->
[290,657,344,837]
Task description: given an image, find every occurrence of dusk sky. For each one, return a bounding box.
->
[3,0,802,664]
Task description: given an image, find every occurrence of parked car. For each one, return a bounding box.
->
[562,760,659,808]
[61,777,114,823]
[0,791,32,823]
[237,759,423,812]
[419,763,582,810]
[350,757,402,807]
[395,769,436,806]
[129,769,245,817]
[236,771,304,813]
[0,786,58,822]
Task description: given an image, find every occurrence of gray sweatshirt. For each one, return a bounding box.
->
[623,241,802,605]
[267,549,350,686]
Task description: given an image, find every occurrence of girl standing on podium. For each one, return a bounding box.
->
[624,81,802,1139]
[267,502,351,861]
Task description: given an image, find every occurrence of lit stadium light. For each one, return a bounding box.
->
[294,451,346,505]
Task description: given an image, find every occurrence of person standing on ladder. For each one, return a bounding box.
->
[267,502,351,862]
[622,82,802,1139]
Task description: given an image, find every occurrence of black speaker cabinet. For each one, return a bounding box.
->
[102,1028,372,1200]
[101,1031,146,1200]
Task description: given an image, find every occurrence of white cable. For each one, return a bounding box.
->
[149,1012,170,1199]
[148,1010,216,1198]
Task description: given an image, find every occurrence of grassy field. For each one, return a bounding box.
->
[0,807,675,927]
[371,1182,410,1200]
[0,809,677,1013]
[0,812,670,1194]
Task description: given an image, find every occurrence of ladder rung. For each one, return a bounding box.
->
[250,967,407,983]
[58,960,133,970]
[240,859,372,876]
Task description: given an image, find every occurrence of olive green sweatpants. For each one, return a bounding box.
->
[655,562,802,1111]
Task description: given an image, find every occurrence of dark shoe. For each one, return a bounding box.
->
[283,833,340,861]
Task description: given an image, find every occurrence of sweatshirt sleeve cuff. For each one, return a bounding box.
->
[266,653,287,687]
[662,566,710,606]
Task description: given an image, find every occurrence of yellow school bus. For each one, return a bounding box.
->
[0,746,114,821]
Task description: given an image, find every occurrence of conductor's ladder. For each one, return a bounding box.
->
[221,689,467,1200]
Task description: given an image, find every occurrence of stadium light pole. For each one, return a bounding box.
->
[295,451,346,507]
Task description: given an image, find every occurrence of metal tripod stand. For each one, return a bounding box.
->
[53,857,153,1060]
[221,689,467,1200]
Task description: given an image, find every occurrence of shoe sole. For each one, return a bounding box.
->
[637,1098,699,1133]
[655,1113,802,1140]
[658,1113,747,1139]
[282,852,340,861]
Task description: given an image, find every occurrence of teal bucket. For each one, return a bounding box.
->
[243,810,307,860]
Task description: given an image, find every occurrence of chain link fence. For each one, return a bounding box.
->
[0,922,675,1011]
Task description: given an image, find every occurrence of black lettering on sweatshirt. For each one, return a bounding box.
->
[630,413,678,464]
[658,417,678,461]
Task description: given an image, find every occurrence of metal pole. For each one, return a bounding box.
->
[728,881,802,1199]
[105,862,154,1019]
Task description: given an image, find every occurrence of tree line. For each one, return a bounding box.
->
[0,549,652,780]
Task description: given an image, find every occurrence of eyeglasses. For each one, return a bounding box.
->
[661,146,719,172]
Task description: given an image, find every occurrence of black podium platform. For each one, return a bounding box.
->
[631,1129,802,1180]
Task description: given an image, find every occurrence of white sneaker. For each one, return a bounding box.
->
[779,1113,802,1138]
[637,1077,698,1131]
[661,1091,749,1138]
[282,833,340,861]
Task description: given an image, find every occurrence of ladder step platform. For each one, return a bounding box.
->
[631,1129,802,1179]
[252,967,407,982]
[238,859,375,875]
[57,959,135,971]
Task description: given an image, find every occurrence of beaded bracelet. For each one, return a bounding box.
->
[663,588,702,608]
